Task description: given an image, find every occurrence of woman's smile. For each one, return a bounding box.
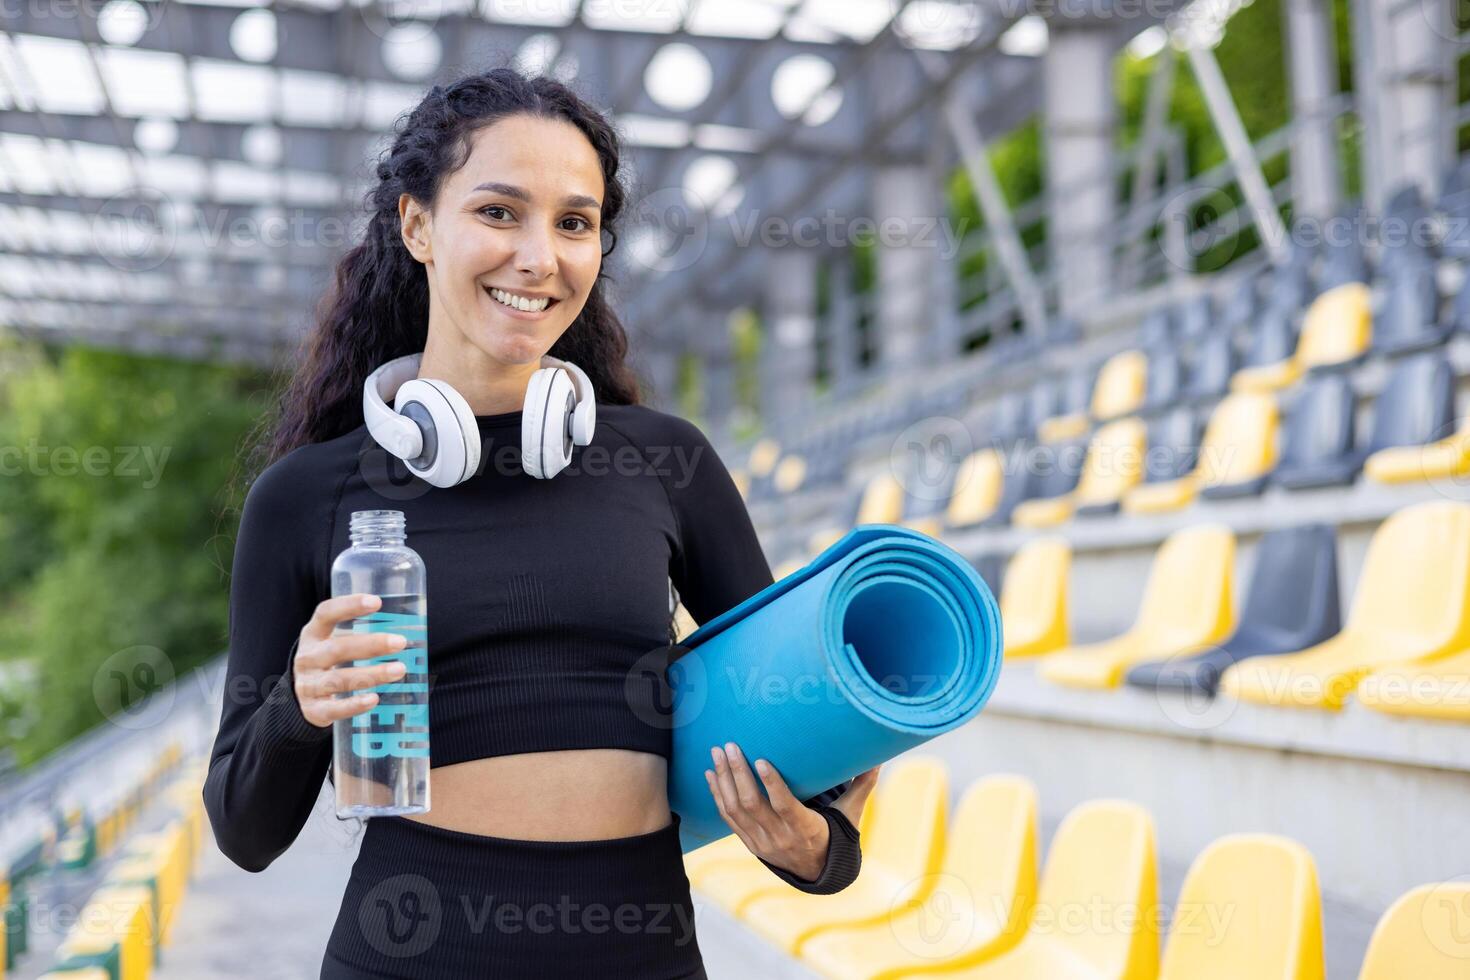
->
[482,283,563,320]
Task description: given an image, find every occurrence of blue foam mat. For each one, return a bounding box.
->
[668,524,1004,852]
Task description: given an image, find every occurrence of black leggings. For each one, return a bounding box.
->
[320,811,707,979]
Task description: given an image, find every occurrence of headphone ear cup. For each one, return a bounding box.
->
[395,378,480,488]
[522,367,575,479]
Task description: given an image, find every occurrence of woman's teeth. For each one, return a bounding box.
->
[488,287,552,313]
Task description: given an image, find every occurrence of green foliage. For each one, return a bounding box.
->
[0,338,266,767]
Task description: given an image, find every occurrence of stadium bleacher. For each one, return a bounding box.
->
[706,176,1470,977]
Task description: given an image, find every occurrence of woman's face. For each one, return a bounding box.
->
[401,113,606,365]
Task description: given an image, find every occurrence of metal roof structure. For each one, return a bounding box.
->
[0,0,1165,367]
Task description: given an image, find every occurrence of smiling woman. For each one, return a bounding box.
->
[207,66,870,980]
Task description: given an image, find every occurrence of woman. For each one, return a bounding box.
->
[203,66,877,979]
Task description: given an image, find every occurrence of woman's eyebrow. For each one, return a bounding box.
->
[472,181,601,210]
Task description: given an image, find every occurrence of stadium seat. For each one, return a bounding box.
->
[1272,376,1360,489]
[1038,367,1096,444]
[800,775,1040,980]
[1218,280,1259,332]
[1439,158,1470,260]
[1221,500,1470,709]
[1040,525,1235,689]
[1378,184,1437,275]
[1008,440,1084,528]
[1141,352,1184,416]
[1232,283,1372,392]
[737,757,949,954]
[1013,420,1146,527]
[1157,835,1324,980]
[1141,408,1201,487]
[809,472,905,553]
[990,392,1032,446]
[889,800,1159,980]
[1122,392,1278,513]
[1000,538,1071,658]
[772,454,807,494]
[1372,262,1447,356]
[971,553,1005,598]
[690,770,882,907]
[1138,310,1173,350]
[1092,350,1148,421]
[1357,882,1470,978]
[944,449,1006,529]
[1453,274,1470,333]
[1316,207,1368,292]
[1174,295,1213,341]
[1232,307,1297,387]
[1126,524,1341,696]
[1357,649,1470,721]
[1182,333,1237,406]
[1360,351,1458,483]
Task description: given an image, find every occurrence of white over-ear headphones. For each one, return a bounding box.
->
[362,352,597,488]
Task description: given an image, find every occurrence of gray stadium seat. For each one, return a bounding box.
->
[1143,408,1201,484]
[1273,375,1360,489]
[1358,350,1456,460]
[1184,332,1238,405]
[1126,523,1342,696]
[1142,351,1185,415]
[1373,262,1448,356]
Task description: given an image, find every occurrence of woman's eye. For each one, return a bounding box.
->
[562,216,592,232]
[480,205,510,220]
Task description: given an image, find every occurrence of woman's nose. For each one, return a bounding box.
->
[514,227,558,279]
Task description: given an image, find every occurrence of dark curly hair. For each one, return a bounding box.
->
[248,65,642,472]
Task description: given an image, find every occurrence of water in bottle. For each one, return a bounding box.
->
[330,509,430,817]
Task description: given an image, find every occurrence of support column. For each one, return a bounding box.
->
[696,310,737,441]
[1044,23,1116,317]
[1353,0,1455,207]
[1283,0,1342,220]
[825,254,859,396]
[761,246,819,426]
[872,163,942,373]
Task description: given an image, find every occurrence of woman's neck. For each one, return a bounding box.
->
[419,331,540,416]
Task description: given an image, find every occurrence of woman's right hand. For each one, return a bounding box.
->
[293,593,409,729]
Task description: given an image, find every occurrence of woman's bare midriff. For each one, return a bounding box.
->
[402,748,673,840]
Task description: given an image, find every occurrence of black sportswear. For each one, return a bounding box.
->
[203,402,861,894]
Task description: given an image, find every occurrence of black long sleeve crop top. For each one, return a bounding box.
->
[203,401,861,893]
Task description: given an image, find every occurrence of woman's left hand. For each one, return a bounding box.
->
[705,742,880,882]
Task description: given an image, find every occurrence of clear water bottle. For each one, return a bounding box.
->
[330,509,430,818]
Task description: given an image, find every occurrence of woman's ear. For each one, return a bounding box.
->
[399,192,432,263]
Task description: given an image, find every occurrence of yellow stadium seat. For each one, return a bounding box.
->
[683,834,751,888]
[893,800,1159,980]
[945,450,1005,529]
[903,516,944,539]
[1363,421,1470,484]
[858,473,906,525]
[1122,393,1279,513]
[1158,835,1324,980]
[807,473,906,555]
[801,775,1040,980]
[693,774,882,912]
[1038,412,1091,445]
[1222,500,1470,709]
[1001,539,1071,658]
[1358,882,1470,978]
[731,469,751,499]
[1092,351,1148,422]
[773,455,807,493]
[748,437,780,477]
[773,557,806,580]
[1232,283,1372,393]
[1356,648,1470,720]
[1040,525,1235,689]
[1013,419,1146,528]
[673,603,698,642]
[58,884,153,980]
[737,757,950,955]
[38,972,112,980]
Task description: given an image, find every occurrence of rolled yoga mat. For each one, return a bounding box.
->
[667,524,1004,852]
